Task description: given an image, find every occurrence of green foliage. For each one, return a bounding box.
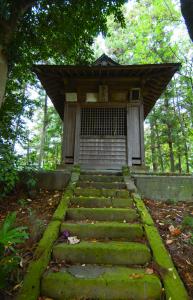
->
[0,141,19,197]
[165,198,178,205]
[0,0,126,181]
[122,165,131,176]
[1,1,126,72]
[26,177,37,191]
[17,198,29,207]
[189,233,193,246]
[0,212,28,288]
[104,0,193,173]
[182,215,193,228]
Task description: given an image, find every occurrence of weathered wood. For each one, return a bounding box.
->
[63,103,76,163]
[79,136,127,167]
[127,105,142,165]
[127,104,132,166]
[140,103,145,165]
[61,103,67,162]
[74,104,81,164]
[99,85,108,102]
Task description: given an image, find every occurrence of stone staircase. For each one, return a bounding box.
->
[41,172,163,299]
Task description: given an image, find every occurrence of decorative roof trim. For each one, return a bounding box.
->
[93,53,120,66]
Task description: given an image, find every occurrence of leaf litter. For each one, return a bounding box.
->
[144,198,193,299]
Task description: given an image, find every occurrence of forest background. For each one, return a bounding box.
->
[0,0,193,196]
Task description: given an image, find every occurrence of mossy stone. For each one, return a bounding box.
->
[132,193,189,300]
[79,175,124,183]
[66,207,138,222]
[74,187,130,198]
[70,196,133,208]
[17,168,81,300]
[53,241,151,265]
[77,181,126,190]
[145,225,189,300]
[41,266,162,300]
[60,222,144,240]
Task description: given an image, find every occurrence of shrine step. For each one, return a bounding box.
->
[70,196,133,208]
[77,181,126,189]
[66,208,138,222]
[53,241,151,265]
[41,265,162,300]
[79,174,124,183]
[74,187,130,198]
[60,222,144,241]
[80,171,122,176]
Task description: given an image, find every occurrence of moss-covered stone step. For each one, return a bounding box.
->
[66,208,138,222]
[79,174,124,183]
[41,265,162,300]
[60,222,143,240]
[70,196,133,208]
[81,171,122,176]
[74,187,130,198]
[53,241,151,265]
[77,181,126,190]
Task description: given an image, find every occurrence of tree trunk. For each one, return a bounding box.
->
[150,119,158,172]
[27,136,30,166]
[154,118,164,172]
[168,131,175,172]
[164,97,175,172]
[0,46,8,107]
[182,115,190,173]
[13,85,27,149]
[178,152,182,174]
[174,84,190,173]
[38,94,48,169]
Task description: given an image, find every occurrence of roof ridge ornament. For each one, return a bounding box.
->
[93,54,120,66]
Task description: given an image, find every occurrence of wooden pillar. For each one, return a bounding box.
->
[126,104,132,166]
[140,103,145,165]
[74,104,81,164]
[61,103,68,163]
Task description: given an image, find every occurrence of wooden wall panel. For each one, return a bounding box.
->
[127,106,141,164]
[79,137,127,169]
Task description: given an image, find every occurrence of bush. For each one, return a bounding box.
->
[0,212,28,288]
[0,141,19,197]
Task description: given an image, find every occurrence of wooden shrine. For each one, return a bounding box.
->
[34,54,179,169]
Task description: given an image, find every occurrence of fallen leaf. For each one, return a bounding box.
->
[171,228,181,236]
[145,268,154,275]
[13,282,22,290]
[166,239,173,245]
[165,215,171,218]
[68,236,80,245]
[19,258,23,268]
[129,273,144,279]
[168,225,181,236]
[53,193,60,197]
[185,259,192,266]
[168,225,175,232]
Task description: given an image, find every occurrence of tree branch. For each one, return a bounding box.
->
[180,0,193,41]
[4,0,37,45]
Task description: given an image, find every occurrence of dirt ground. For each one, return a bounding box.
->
[0,188,62,299]
[144,199,193,300]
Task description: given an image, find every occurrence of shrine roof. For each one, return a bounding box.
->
[33,54,180,119]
